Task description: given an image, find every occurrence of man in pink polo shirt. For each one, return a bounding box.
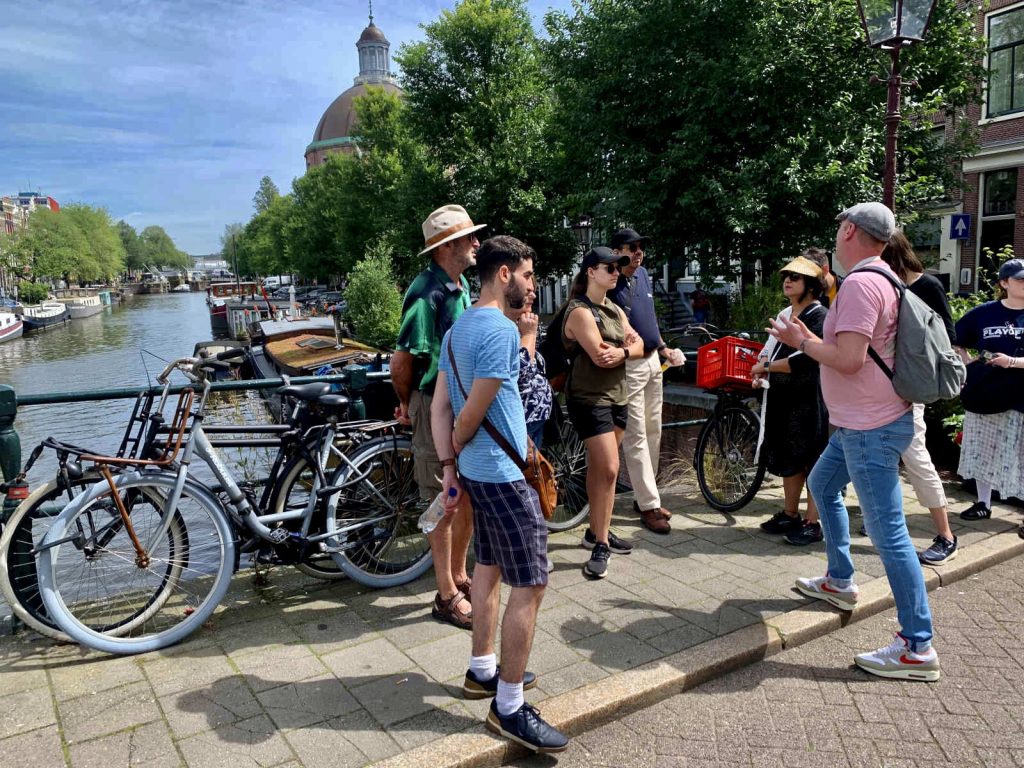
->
[769,202,939,682]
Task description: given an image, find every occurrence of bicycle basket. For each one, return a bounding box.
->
[695,336,764,390]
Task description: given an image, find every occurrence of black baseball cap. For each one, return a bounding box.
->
[610,228,649,249]
[581,246,630,269]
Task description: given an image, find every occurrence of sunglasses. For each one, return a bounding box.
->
[602,263,620,274]
[780,271,806,282]
[627,243,643,253]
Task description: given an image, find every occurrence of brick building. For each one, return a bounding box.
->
[928,0,1024,293]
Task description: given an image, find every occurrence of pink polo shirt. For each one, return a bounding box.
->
[819,258,910,430]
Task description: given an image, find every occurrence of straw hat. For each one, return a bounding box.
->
[418,205,487,256]
[778,256,823,279]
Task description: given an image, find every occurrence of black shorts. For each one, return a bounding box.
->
[567,400,627,441]
[461,478,548,588]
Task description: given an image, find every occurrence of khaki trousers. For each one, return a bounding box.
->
[623,353,663,511]
[902,403,947,510]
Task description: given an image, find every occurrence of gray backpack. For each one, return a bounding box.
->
[852,266,966,404]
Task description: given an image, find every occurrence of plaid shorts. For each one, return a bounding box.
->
[461,478,548,588]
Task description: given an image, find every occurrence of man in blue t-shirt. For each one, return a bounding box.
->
[431,236,568,755]
[608,228,685,534]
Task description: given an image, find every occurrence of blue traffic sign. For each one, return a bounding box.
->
[950,213,971,240]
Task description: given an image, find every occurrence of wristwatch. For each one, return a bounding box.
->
[623,347,631,360]
[440,458,457,468]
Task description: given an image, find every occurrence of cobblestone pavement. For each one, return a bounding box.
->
[517,549,1024,768]
[0,474,1020,768]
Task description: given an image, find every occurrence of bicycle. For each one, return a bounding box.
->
[665,323,767,513]
[26,351,430,653]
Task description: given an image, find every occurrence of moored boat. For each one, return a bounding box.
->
[59,294,104,319]
[0,312,23,343]
[19,301,70,331]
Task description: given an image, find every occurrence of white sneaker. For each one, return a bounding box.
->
[854,634,940,682]
[794,575,859,611]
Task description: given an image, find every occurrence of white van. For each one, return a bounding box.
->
[263,276,292,290]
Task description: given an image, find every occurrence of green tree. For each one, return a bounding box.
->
[10,208,90,282]
[139,225,190,270]
[397,0,574,276]
[253,176,281,214]
[241,194,293,277]
[219,222,247,276]
[117,221,145,274]
[344,238,403,348]
[63,204,125,281]
[544,0,983,283]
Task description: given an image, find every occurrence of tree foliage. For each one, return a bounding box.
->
[253,176,281,214]
[138,225,191,270]
[117,221,145,273]
[398,0,574,276]
[544,0,983,281]
[63,204,126,280]
[344,238,404,348]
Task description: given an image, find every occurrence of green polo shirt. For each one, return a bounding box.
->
[395,261,471,393]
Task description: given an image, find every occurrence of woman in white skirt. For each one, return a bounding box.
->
[954,258,1024,533]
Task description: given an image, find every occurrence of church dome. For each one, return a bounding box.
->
[305,16,402,168]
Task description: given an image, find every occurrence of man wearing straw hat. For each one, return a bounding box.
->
[392,204,486,630]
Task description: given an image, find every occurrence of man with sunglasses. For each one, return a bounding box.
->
[608,228,685,534]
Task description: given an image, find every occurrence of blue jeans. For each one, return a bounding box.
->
[527,420,545,451]
[808,411,933,649]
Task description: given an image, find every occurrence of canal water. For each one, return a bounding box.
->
[0,292,266,489]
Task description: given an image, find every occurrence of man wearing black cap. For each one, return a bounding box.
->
[608,228,685,534]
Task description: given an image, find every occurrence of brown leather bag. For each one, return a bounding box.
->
[446,338,558,519]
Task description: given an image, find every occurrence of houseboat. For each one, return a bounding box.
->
[206,281,261,336]
[0,312,23,343]
[58,294,104,319]
[19,301,70,331]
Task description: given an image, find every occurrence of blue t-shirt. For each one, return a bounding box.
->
[440,306,527,483]
[609,266,660,353]
[955,300,1024,356]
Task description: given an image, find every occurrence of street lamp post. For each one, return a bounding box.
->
[570,215,594,252]
[855,0,939,210]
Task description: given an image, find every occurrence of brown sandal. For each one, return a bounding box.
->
[455,578,472,600]
[432,590,472,630]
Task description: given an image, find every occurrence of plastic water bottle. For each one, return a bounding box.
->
[418,487,457,534]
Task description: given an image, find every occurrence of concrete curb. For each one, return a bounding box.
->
[372,533,1024,768]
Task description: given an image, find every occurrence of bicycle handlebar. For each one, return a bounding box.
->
[215,347,246,362]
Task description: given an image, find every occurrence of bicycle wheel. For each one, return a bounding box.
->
[694,406,766,512]
[1,478,184,641]
[37,474,235,655]
[326,434,433,588]
[0,478,91,641]
[544,408,590,531]
[270,453,346,581]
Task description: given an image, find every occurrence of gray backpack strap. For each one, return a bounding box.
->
[850,266,904,381]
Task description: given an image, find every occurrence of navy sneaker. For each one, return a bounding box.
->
[918,535,957,566]
[485,700,569,754]
[582,528,632,554]
[784,521,823,546]
[462,667,537,700]
[582,542,611,580]
[760,511,803,535]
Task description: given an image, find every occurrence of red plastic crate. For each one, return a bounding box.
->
[696,336,765,390]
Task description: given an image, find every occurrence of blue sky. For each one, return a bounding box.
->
[1,0,573,255]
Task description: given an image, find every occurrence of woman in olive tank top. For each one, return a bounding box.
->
[562,247,644,581]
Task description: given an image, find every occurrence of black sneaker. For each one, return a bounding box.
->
[918,535,958,566]
[583,542,611,580]
[784,521,823,546]
[760,511,803,535]
[582,528,632,554]
[960,501,992,521]
[462,666,538,700]
[485,700,569,754]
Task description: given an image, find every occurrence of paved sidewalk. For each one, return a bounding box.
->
[529,546,1024,768]
[0,475,1021,768]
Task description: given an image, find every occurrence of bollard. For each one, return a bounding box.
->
[343,364,367,420]
[0,385,25,525]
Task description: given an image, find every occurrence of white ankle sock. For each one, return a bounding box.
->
[470,653,497,681]
[496,679,524,715]
[977,482,993,509]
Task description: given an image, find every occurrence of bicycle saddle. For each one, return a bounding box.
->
[317,394,350,409]
[279,382,332,400]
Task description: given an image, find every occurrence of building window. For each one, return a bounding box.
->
[987,6,1024,118]
[979,169,1018,281]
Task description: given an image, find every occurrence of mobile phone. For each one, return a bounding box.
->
[981,350,995,360]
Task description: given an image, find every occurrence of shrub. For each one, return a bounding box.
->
[725,274,781,337]
[18,281,49,304]
[344,239,403,349]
